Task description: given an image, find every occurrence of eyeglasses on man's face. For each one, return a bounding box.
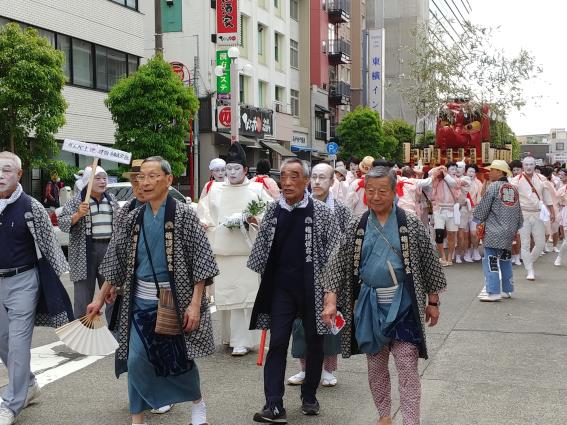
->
[136,173,164,183]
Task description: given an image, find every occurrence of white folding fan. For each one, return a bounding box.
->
[55,315,118,356]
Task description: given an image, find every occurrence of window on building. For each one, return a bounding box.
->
[240,15,249,53]
[290,39,299,69]
[56,34,71,82]
[95,46,109,90]
[258,81,267,107]
[127,55,139,75]
[315,114,327,140]
[96,47,127,90]
[110,0,138,10]
[239,74,247,104]
[557,142,564,151]
[257,24,265,56]
[275,86,285,112]
[290,0,299,20]
[72,39,93,88]
[274,32,281,63]
[37,28,55,47]
[290,89,299,117]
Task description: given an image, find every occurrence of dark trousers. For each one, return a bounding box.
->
[264,285,324,409]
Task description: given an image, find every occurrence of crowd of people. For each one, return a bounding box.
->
[0,146,566,425]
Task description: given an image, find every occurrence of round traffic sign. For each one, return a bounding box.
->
[326,142,339,155]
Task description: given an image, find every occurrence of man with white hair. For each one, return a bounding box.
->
[0,152,72,425]
[509,156,555,280]
[59,165,119,321]
[288,162,352,388]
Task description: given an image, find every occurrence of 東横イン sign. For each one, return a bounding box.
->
[62,139,132,165]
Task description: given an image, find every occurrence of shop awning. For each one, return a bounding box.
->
[291,145,319,153]
[260,140,296,157]
[215,132,262,149]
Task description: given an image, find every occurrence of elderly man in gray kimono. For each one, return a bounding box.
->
[247,158,341,423]
[0,152,72,425]
[88,156,219,425]
[326,166,447,425]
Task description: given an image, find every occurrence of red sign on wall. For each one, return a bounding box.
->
[216,0,239,46]
[218,106,232,129]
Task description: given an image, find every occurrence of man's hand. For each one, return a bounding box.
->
[425,305,440,327]
[246,216,258,226]
[183,303,201,333]
[76,202,90,218]
[321,292,337,327]
[105,286,117,304]
[86,299,104,318]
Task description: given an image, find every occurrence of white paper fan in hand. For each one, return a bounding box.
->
[55,315,118,356]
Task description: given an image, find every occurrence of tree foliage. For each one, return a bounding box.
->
[383,119,415,161]
[335,107,385,160]
[0,23,67,166]
[415,130,436,149]
[105,56,199,176]
[399,21,542,126]
[489,118,516,149]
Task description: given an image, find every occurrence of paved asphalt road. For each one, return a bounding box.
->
[1,251,566,425]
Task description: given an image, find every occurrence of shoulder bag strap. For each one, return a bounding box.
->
[523,173,541,201]
[141,223,160,298]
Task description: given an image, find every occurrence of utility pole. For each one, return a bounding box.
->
[154,0,163,56]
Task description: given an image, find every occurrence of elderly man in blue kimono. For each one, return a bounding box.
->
[326,166,447,425]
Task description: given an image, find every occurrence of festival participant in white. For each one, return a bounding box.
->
[88,156,218,425]
[199,158,227,200]
[554,168,567,266]
[198,143,273,356]
[58,166,119,323]
[288,163,352,388]
[509,156,555,281]
[0,152,72,425]
[459,164,483,262]
[428,163,468,266]
[395,166,433,217]
[347,156,375,217]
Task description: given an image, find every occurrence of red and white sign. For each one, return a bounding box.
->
[217,106,232,130]
[216,0,239,46]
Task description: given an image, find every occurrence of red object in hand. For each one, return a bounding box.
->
[256,330,267,366]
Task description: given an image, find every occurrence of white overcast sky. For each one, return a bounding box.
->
[469,0,566,136]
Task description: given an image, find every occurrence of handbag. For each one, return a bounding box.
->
[141,224,181,336]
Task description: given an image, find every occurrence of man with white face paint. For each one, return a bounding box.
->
[288,163,352,388]
[198,143,273,356]
[199,158,226,200]
[59,165,119,322]
[0,152,71,425]
[429,163,469,266]
[509,156,555,280]
[459,164,483,262]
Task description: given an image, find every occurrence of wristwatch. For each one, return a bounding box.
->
[428,301,440,307]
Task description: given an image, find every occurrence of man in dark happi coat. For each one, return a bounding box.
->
[326,166,447,425]
[88,157,218,425]
[0,152,72,425]
[247,158,341,423]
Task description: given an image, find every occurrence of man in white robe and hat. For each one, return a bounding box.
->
[197,143,273,356]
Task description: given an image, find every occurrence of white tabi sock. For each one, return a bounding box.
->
[191,399,207,425]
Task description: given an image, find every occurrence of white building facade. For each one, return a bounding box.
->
[0,0,145,177]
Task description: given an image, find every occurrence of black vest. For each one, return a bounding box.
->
[0,195,37,268]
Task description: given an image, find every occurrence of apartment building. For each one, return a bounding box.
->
[0,0,144,194]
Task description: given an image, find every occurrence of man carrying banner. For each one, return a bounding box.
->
[59,166,119,322]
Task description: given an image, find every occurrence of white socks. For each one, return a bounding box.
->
[191,399,207,425]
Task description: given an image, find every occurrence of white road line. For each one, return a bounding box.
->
[0,342,105,389]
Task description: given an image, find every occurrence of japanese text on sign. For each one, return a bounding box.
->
[216,50,231,94]
[62,139,132,164]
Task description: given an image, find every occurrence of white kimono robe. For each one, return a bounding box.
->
[197,178,273,310]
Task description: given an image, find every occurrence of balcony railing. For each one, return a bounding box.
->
[327,39,351,64]
[329,81,351,104]
[315,129,327,141]
[328,0,350,23]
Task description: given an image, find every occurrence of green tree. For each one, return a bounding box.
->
[105,56,199,176]
[0,23,67,166]
[335,106,385,160]
[383,119,415,161]
[415,130,436,149]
